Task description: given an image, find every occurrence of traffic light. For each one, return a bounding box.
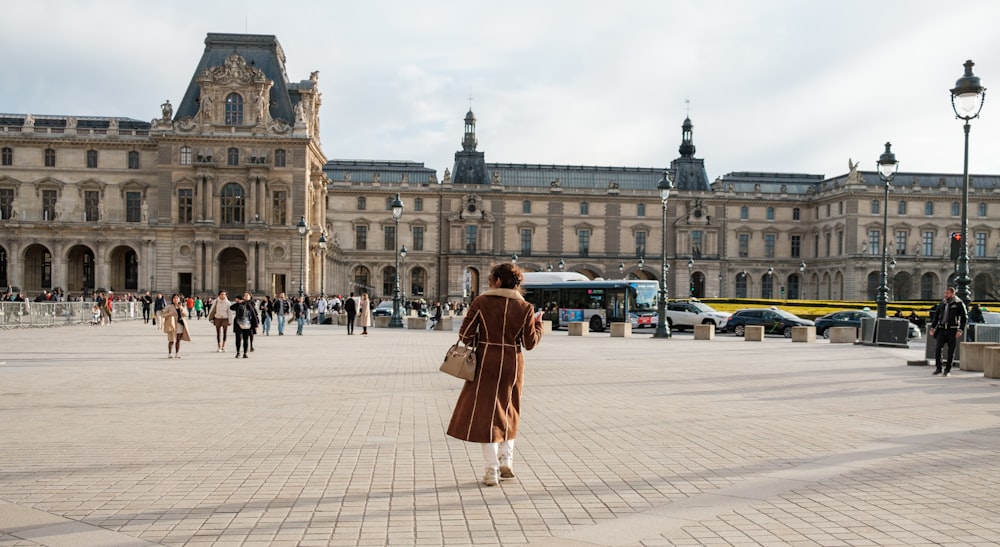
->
[950,232,963,261]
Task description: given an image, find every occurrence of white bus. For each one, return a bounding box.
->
[521,272,659,332]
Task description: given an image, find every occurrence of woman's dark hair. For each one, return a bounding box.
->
[490,263,524,290]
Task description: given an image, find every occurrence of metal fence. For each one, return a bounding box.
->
[0,301,143,328]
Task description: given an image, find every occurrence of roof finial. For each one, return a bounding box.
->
[685,98,691,118]
[468,90,473,111]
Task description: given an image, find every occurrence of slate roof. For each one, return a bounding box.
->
[324,160,437,186]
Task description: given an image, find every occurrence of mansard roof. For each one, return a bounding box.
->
[323,160,437,186]
[0,114,150,130]
[174,33,296,124]
[719,171,824,195]
[486,163,664,191]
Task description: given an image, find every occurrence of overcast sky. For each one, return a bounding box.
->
[6,0,1000,182]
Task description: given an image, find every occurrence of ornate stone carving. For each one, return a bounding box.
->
[203,54,267,86]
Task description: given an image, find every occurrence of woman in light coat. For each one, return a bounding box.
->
[447,263,544,486]
[162,293,191,358]
[207,290,232,352]
[358,293,372,335]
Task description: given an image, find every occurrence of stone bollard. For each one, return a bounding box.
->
[984,347,1000,378]
[828,326,857,344]
[792,326,816,343]
[434,317,454,331]
[374,316,391,328]
[694,324,715,340]
[540,320,553,334]
[744,325,764,341]
[568,322,587,336]
[610,322,631,338]
[958,342,1000,372]
[406,316,428,329]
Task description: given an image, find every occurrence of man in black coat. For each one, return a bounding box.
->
[929,286,968,377]
[343,292,357,335]
[141,291,153,324]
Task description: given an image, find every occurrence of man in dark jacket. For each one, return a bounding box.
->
[141,291,153,324]
[343,292,357,335]
[272,292,290,336]
[929,287,968,377]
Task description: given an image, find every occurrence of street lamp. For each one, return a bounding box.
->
[654,171,673,339]
[718,271,724,298]
[318,233,327,298]
[876,142,899,318]
[687,257,694,297]
[766,266,774,299]
[889,257,897,302]
[511,253,517,265]
[619,262,625,278]
[951,59,987,305]
[400,245,407,308]
[798,261,806,299]
[389,193,404,328]
[558,258,565,272]
[296,215,307,297]
[546,262,553,272]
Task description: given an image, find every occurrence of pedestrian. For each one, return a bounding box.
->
[428,301,442,330]
[446,263,544,486]
[162,293,191,359]
[358,293,372,335]
[153,292,166,328]
[259,295,273,335]
[273,292,290,335]
[317,296,327,325]
[293,295,307,335]
[929,286,967,377]
[194,296,204,319]
[141,291,153,324]
[344,292,357,335]
[207,290,232,352]
[230,292,258,359]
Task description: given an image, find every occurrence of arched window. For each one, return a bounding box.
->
[735,273,748,298]
[920,273,936,299]
[220,183,245,225]
[180,146,192,165]
[274,148,286,167]
[411,267,426,296]
[224,93,244,125]
[761,273,774,299]
[382,267,397,297]
[352,266,371,293]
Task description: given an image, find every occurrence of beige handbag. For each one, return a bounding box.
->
[440,340,477,381]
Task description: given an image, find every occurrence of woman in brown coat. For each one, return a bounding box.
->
[162,293,191,359]
[447,263,543,486]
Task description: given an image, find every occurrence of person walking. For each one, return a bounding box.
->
[259,295,273,336]
[185,295,195,319]
[141,291,153,324]
[273,292,290,336]
[929,286,968,377]
[230,292,258,359]
[317,296,327,326]
[358,293,372,335]
[207,290,232,352]
[194,296,204,319]
[293,295,307,335]
[344,292,357,335]
[162,294,191,359]
[153,292,166,329]
[447,263,544,487]
[428,301,442,330]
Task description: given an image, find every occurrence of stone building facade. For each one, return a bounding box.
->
[2,32,999,304]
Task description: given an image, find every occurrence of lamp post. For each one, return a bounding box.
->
[798,261,806,299]
[950,59,987,305]
[296,215,307,297]
[619,262,625,278]
[654,171,673,339]
[687,257,694,297]
[766,266,774,299]
[718,271,724,298]
[511,253,517,265]
[558,258,565,272]
[889,257,896,302]
[318,233,327,298]
[389,193,404,328]
[876,142,899,318]
[546,262,553,272]
[400,245,407,308]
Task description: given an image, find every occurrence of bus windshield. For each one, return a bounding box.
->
[630,281,658,311]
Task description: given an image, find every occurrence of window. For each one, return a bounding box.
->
[637,203,646,217]
[382,267,396,297]
[825,203,831,217]
[580,202,589,215]
[738,233,749,257]
[227,147,239,166]
[44,148,56,167]
[978,203,987,217]
[838,231,843,255]
[1,147,11,166]
[127,151,140,169]
[921,273,935,299]
[414,197,424,212]
[871,200,880,214]
[792,207,800,221]
[521,229,532,255]
[355,226,367,250]
[178,189,193,224]
[384,225,396,250]
[411,268,426,296]
[735,273,748,298]
[923,230,934,256]
[220,183,245,225]
[125,191,141,222]
[357,196,366,210]
[868,230,880,255]
[86,149,98,168]
[522,200,531,214]
[764,234,775,258]
[923,201,933,216]
[766,207,774,220]
[897,201,906,215]
[635,231,646,258]
[740,205,748,220]
[814,234,819,258]
[838,202,844,215]
[895,231,907,255]
[272,191,287,225]
[274,149,286,167]
[180,146,192,165]
[42,189,57,220]
[691,230,702,259]
[761,273,774,299]
[224,93,244,125]
[413,226,424,251]
[791,235,801,258]
[578,229,590,257]
[465,225,477,254]
[952,201,960,216]
[0,188,13,219]
[84,191,100,222]
[976,232,987,257]
[385,197,394,210]
[825,232,832,256]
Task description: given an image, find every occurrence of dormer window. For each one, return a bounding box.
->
[225,93,244,125]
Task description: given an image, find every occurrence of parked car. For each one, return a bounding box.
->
[726,308,815,337]
[372,300,394,317]
[663,299,731,331]
[814,310,920,339]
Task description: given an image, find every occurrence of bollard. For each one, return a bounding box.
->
[610,322,631,338]
[791,326,816,343]
[744,325,764,341]
[693,324,715,340]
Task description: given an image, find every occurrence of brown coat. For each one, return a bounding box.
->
[447,289,543,443]
[162,305,191,342]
